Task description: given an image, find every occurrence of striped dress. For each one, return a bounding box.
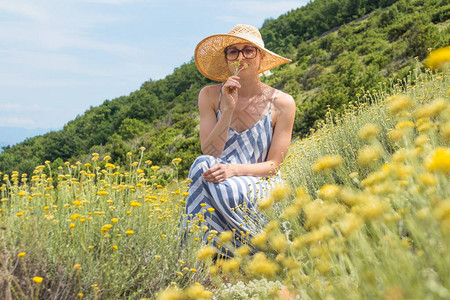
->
[182,91,279,256]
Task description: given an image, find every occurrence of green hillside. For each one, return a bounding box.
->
[0,0,448,179]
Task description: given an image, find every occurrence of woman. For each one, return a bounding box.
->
[182,24,296,256]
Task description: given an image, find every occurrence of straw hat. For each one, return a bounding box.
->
[194,24,292,82]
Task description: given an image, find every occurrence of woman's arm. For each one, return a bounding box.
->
[202,92,296,182]
[199,77,240,157]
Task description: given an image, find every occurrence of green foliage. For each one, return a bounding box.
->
[118,118,146,140]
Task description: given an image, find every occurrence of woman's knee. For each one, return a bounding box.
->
[191,155,217,172]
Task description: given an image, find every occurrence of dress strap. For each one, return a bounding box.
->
[218,83,225,112]
[269,90,278,113]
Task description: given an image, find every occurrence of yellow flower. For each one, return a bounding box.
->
[419,172,437,186]
[207,208,215,213]
[415,98,447,119]
[424,147,450,173]
[17,252,26,257]
[433,200,450,221]
[358,123,380,141]
[70,214,82,221]
[218,231,233,244]
[247,252,279,277]
[112,245,118,250]
[32,277,43,284]
[130,201,142,207]
[184,283,212,300]
[396,121,415,129]
[281,204,301,219]
[16,212,25,217]
[103,155,111,161]
[97,190,109,196]
[156,287,183,300]
[111,218,118,224]
[172,158,182,164]
[270,184,290,202]
[386,95,413,115]
[197,245,216,261]
[352,196,388,220]
[78,293,84,298]
[126,230,134,236]
[161,234,167,239]
[424,46,450,70]
[258,195,275,210]
[151,166,160,171]
[269,234,287,252]
[357,145,382,167]
[105,163,115,169]
[312,155,343,173]
[221,258,240,273]
[414,134,429,147]
[236,245,251,257]
[74,264,82,270]
[338,213,364,237]
[318,184,340,201]
[145,160,152,165]
[251,231,268,247]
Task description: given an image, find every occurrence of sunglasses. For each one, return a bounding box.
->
[224,46,259,61]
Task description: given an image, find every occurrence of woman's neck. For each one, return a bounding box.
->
[237,76,264,99]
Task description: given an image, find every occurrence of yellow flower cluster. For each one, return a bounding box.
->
[425,46,450,70]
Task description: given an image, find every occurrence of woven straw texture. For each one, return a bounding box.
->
[195,24,291,82]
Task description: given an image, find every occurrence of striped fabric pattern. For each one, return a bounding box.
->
[182,91,280,256]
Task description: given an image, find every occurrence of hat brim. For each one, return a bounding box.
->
[195,34,291,82]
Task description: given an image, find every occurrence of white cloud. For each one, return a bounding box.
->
[0,103,51,113]
[0,117,36,128]
[0,73,89,87]
[0,0,49,21]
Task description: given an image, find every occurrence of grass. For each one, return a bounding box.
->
[0,54,449,299]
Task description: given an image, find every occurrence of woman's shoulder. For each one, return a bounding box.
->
[269,87,295,126]
[199,83,222,97]
[198,83,222,110]
[272,88,295,110]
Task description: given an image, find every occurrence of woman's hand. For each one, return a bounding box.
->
[221,76,241,112]
[202,163,233,183]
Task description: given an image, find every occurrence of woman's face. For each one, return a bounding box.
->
[225,43,262,77]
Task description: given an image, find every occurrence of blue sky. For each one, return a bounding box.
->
[0,0,308,131]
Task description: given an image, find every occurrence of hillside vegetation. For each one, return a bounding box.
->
[0,0,449,179]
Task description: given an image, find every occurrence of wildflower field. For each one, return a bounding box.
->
[1,54,449,299]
